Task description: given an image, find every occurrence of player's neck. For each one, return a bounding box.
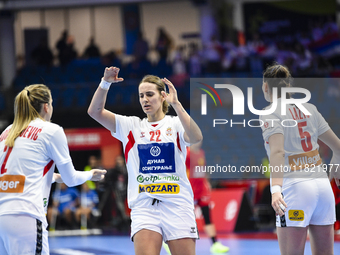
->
[147,111,165,122]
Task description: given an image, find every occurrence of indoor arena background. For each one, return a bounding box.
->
[0,0,340,254]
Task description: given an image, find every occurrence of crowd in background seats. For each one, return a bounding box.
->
[25,16,340,93]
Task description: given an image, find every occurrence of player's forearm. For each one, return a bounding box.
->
[172,102,203,144]
[270,151,285,187]
[319,129,340,157]
[58,161,93,187]
[88,84,109,120]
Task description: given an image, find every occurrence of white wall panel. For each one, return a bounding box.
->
[15,10,41,58]
[140,1,199,48]
[69,7,91,56]
[20,10,41,28]
[94,5,124,54]
[13,1,199,59]
[44,9,66,53]
[14,12,23,57]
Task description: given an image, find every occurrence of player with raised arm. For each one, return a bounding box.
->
[88,67,203,255]
[0,84,106,255]
[260,64,339,255]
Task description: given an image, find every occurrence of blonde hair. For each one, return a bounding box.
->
[6,84,51,147]
[139,75,169,114]
[263,64,292,98]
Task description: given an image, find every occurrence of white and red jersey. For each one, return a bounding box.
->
[112,114,194,209]
[0,118,72,227]
[260,99,330,187]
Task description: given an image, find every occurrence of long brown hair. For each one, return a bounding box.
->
[263,64,292,98]
[139,75,169,114]
[6,84,51,147]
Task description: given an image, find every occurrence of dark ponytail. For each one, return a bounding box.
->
[263,64,292,98]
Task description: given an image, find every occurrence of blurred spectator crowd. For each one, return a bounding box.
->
[7,18,340,115]
[25,16,340,86]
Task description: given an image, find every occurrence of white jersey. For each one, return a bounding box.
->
[260,99,330,187]
[112,114,194,209]
[0,118,72,227]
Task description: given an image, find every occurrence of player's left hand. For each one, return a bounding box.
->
[161,78,179,106]
[53,173,63,183]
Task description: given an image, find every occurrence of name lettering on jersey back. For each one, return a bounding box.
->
[19,126,42,141]
[289,107,310,121]
[0,175,25,193]
[138,183,180,194]
[288,149,322,170]
[0,129,10,142]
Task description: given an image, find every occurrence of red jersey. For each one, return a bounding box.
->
[186,147,206,179]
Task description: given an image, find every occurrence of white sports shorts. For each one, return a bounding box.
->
[0,214,49,255]
[131,198,199,242]
[276,178,336,228]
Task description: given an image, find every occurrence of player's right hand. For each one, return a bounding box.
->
[271,192,287,216]
[103,67,124,83]
[90,169,107,181]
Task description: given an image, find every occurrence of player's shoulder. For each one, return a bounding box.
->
[302,102,318,112]
[292,102,319,118]
[165,115,179,122]
[31,119,64,138]
[116,114,141,124]
[163,115,181,127]
[1,124,13,133]
[40,120,63,132]
[167,115,177,119]
[259,103,281,120]
[302,103,324,122]
[0,124,13,142]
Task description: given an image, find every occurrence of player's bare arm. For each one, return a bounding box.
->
[88,67,124,133]
[268,133,287,216]
[161,77,203,145]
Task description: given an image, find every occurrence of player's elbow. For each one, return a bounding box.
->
[63,178,77,187]
[191,134,203,145]
[87,107,95,117]
[87,107,99,120]
[196,134,203,144]
[331,141,340,155]
[271,149,285,158]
